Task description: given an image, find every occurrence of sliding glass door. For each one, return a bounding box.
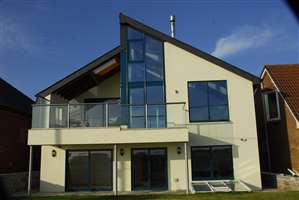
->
[67,150,112,191]
[132,148,167,191]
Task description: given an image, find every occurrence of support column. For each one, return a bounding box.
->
[184,142,189,194]
[27,146,33,196]
[114,144,118,196]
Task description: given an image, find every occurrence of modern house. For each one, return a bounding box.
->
[255,64,299,175]
[27,14,261,194]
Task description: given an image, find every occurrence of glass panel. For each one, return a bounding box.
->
[208,81,228,106]
[212,146,233,179]
[192,147,211,180]
[49,105,68,128]
[145,36,164,81]
[188,82,208,107]
[127,27,143,40]
[108,104,127,126]
[132,150,150,190]
[128,63,145,82]
[128,41,143,62]
[90,151,112,191]
[146,83,164,104]
[150,149,167,190]
[67,151,89,191]
[130,106,145,128]
[268,92,279,119]
[85,104,105,127]
[69,104,84,127]
[147,105,166,128]
[209,106,229,121]
[129,85,145,105]
[190,107,209,122]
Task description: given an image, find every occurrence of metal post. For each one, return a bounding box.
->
[114,144,118,196]
[105,103,109,127]
[184,142,189,194]
[67,104,70,128]
[27,146,33,196]
[145,104,148,128]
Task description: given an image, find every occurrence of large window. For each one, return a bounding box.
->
[191,146,234,180]
[123,27,166,128]
[188,81,229,122]
[66,150,112,191]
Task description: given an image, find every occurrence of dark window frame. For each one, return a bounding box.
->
[131,147,168,191]
[65,149,113,192]
[191,145,234,181]
[188,80,230,122]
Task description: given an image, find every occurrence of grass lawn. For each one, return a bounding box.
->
[15,192,299,200]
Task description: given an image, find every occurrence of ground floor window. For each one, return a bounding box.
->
[191,145,233,180]
[132,148,168,191]
[66,150,112,191]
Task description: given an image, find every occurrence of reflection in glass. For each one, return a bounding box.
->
[130,106,145,128]
[147,105,165,128]
[128,27,143,40]
[146,83,164,104]
[128,41,143,62]
[188,81,229,122]
[90,151,112,190]
[67,151,89,190]
[128,63,145,82]
[129,86,145,105]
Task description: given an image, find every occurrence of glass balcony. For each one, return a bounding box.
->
[32,102,187,129]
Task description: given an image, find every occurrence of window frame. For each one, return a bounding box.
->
[263,90,281,121]
[191,145,234,181]
[187,80,230,123]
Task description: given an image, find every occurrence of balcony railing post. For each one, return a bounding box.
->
[105,103,109,127]
[145,104,148,128]
[67,104,70,128]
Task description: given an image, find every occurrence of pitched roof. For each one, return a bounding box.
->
[120,13,260,84]
[264,64,299,121]
[37,46,121,98]
[0,78,34,115]
[37,14,260,98]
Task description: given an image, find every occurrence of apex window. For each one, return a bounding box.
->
[188,81,229,122]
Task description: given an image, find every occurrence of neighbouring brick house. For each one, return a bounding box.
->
[255,64,299,174]
[0,78,40,174]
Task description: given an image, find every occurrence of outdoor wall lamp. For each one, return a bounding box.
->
[52,149,57,157]
[177,146,182,155]
[120,148,125,156]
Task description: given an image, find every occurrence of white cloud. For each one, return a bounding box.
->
[0,18,37,52]
[211,25,274,58]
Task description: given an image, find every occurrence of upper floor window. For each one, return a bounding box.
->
[188,81,229,122]
[264,91,280,121]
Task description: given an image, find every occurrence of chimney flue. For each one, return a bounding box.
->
[170,15,175,38]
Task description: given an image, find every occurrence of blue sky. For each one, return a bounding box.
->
[0,0,298,99]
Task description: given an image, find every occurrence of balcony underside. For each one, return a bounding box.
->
[28,127,189,145]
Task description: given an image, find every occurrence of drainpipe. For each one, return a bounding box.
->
[184,142,189,194]
[27,146,33,196]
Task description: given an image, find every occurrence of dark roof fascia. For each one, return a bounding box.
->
[120,13,260,84]
[36,46,122,98]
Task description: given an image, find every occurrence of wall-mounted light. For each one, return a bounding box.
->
[52,149,57,157]
[177,146,182,155]
[120,148,124,156]
[240,138,247,142]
